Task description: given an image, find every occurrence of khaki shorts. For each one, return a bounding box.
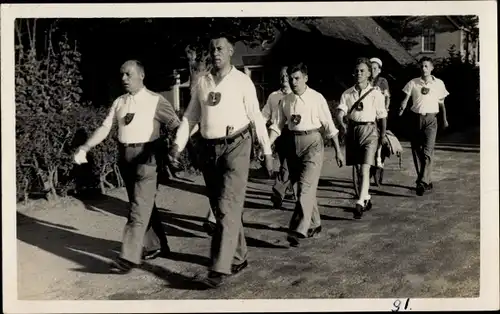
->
[345,122,379,166]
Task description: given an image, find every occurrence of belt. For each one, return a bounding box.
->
[202,125,250,145]
[119,141,151,148]
[349,120,375,126]
[291,129,319,136]
[412,111,437,117]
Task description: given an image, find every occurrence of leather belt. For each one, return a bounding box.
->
[349,120,375,126]
[291,129,319,136]
[202,125,251,145]
[119,141,151,148]
[412,111,437,117]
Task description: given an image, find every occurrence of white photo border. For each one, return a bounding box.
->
[2,1,498,312]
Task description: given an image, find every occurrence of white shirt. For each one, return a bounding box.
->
[403,76,449,114]
[100,87,180,144]
[338,84,388,122]
[174,66,272,155]
[261,89,290,122]
[269,86,339,139]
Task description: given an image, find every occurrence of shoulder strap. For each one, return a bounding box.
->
[348,87,376,115]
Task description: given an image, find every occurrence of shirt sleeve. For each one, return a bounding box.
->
[101,98,118,130]
[155,95,181,131]
[438,80,450,101]
[374,90,388,119]
[268,96,287,136]
[337,91,349,113]
[380,78,390,96]
[173,83,202,152]
[402,80,414,95]
[242,76,272,155]
[317,94,339,138]
[261,95,272,122]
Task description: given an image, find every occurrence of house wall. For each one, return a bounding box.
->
[407,30,461,61]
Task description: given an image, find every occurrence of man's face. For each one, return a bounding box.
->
[289,70,308,94]
[420,61,434,76]
[280,69,290,90]
[121,62,144,94]
[210,38,233,69]
[355,63,371,84]
[371,62,381,78]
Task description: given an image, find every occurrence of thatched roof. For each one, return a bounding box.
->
[286,17,416,65]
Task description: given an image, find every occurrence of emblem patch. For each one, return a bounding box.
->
[124,113,135,125]
[291,114,302,125]
[207,92,222,106]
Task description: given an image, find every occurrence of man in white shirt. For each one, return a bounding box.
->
[269,63,344,247]
[261,66,295,209]
[399,56,449,196]
[73,60,181,273]
[337,58,388,219]
[169,35,273,288]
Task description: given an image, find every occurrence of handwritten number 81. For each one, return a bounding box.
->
[392,298,410,312]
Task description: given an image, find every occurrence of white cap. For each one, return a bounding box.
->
[370,57,383,67]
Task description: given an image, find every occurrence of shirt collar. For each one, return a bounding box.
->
[418,75,436,84]
[128,86,147,98]
[350,83,373,95]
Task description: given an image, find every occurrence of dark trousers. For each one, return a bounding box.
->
[410,112,438,185]
[272,128,293,201]
[286,131,323,237]
[200,130,252,275]
[118,142,169,265]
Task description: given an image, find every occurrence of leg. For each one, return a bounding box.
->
[289,133,324,237]
[120,163,158,265]
[210,134,252,275]
[421,115,438,186]
[271,135,290,206]
[410,114,424,184]
[143,203,170,253]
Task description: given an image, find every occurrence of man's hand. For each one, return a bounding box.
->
[379,134,388,147]
[338,122,347,140]
[398,107,405,116]
[167,143,182,172]
[263,154,274,178]
[335,150,345,168]
[442,118,449,130]
[73,148,88,165]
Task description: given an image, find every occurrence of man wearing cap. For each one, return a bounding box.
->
[336,58,388,219]
[399,56,449,196]
[73,60,180,273]
[261,66,295,209]
[169,35,273,288]
[269,62,344,247]
[370,58,391,111]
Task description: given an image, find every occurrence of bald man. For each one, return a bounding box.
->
[74,60,181,273]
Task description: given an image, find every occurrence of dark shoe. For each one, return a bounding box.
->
[425,182,434,191]
[142,246,171,260]
[364,199,372,211]
[203,221,217,236]
[307,226,322,238]
[271,194,283,210]
[416,184,425,196]
[353,204,364,219]
[199,271,227,289]
[231,260,248,274]
[109,258,135,274]
[286,233,300,247]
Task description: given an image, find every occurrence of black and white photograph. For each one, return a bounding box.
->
[1,2,498,313]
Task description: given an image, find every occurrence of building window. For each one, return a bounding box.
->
[422,28,436,52]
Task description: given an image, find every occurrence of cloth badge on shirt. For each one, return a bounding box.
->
[291,114,302,125]
[355,102,364,111]
[207,91,222,106]
[421,87,430,95]
[124,113,135,125]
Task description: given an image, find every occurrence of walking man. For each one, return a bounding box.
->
[399,56,449,196]
[73,60,180,273]
[336,58,388,219]
[268,62,344,247]
[261,66,295,209]
[169,35,273,288]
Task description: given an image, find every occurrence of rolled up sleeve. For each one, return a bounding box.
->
[337,92,349,114]
[268,97,286,137]
[438,80,450,101]
[173,88,202,152]
[374,90,388,119]
[243,77,272,155]
[155,95,181,131]
[402,80,413,95]
[318,94,339,138]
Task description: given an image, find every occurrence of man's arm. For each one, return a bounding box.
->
[243,78,272,155]
[318,95,339,140]
[438,80,450,128]
[173,90,202,154]
[336,93,349,135]
[267,96,287,146]
[261,95,272,122]
[79,100,118,152]
[375,91,388,143]
[399,80,413,116]
[155,95,181,132]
